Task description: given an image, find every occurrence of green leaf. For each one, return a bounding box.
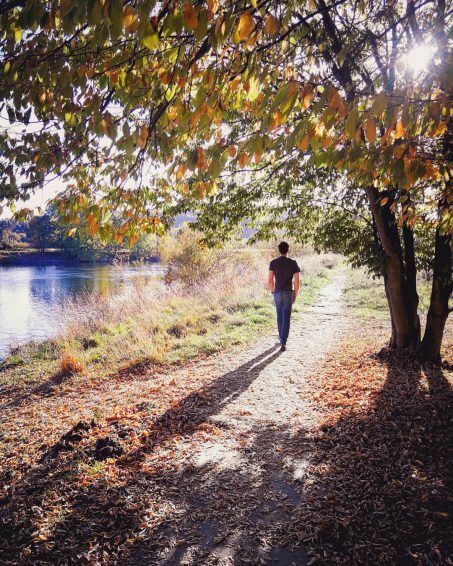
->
[371,92,387,117]
[210,157,222,179]
[143,31,159,50]
[109,0,123,39]
[270,82,291,113]
[194,9,208,41]
[345,108,358,139]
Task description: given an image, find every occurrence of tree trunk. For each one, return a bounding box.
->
[366,187,421,350]
[402,223,421,349]
[421,229,452,362]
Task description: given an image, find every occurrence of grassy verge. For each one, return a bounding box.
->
[0,252,339,391]
[343,266,434,319]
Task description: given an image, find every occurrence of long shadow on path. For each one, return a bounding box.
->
[0,345,289,564]
[2,344,452,565]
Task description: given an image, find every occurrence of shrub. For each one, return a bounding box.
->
[160,224,220,287]
[59,353,84,377]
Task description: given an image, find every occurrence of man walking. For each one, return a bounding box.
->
[268,242,300,351]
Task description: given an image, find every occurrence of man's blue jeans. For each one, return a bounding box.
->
[273,290,293,345]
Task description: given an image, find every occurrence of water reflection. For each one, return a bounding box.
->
[0,263,161,359]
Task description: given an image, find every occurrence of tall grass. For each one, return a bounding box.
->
[0,244,340,385]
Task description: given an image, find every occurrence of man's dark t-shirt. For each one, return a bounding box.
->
[269,256,301,291]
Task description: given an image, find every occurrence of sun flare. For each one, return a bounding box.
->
[406,44,437,73]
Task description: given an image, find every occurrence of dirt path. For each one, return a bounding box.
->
[128,272,347,565]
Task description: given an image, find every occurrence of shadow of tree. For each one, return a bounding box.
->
[0,371,74,411]
[0,345,285,564]
[1,347,452,565]
[284,353,453,564]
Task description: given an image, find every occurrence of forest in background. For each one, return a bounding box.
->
[0,208,161,262]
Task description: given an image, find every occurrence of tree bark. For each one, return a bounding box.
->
[366,187,421,350]
[403,223,421,349]
[421,228,452,363]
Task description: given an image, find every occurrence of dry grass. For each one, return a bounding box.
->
[59,353,84,377]
[0,250,340,389]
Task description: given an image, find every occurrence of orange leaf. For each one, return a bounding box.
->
[298,136,309,151]
[183,2,198,30]
[268,109,282,131]
[264,14,279,37]
[365,118,376,142]
[196,147,207,171]
[236,12,254,42]
[123,5,138,33]
[238,153,248,167]
[228,145,237,158]
[393,144,405,159]
[176,163,186,180]
[300,85,314,111]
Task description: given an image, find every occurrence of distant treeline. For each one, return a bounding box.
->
[0,209,159,262]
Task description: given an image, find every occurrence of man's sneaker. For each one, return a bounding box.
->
[280,344,286,352]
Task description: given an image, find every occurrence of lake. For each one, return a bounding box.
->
[0,263,162,360]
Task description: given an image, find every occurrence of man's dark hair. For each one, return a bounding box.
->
[278,241,289,254]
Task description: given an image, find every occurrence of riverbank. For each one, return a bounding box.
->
[0,248,159,266]
[0,252,338,386]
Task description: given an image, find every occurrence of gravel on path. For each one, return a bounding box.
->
[128,272,347,566]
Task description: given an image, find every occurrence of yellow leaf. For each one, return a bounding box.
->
[381,124,393,145]
[206,70,215,89]
[247,76,260,101]
[394,119,407,140]
[123,6,138,33]
[101,114,111,135]
[244,31,258,49]
[238,152,248,167]
[264,14,279,37]
[183,3,198,30]
[176,163,186,180]
[365,118,376,142]
[235,12,254,42]
[430,120,447,137]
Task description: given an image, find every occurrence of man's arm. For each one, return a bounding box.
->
[268,270,275,293]
[293,272,300,303]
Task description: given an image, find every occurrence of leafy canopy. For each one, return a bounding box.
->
[0,0,451,243]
